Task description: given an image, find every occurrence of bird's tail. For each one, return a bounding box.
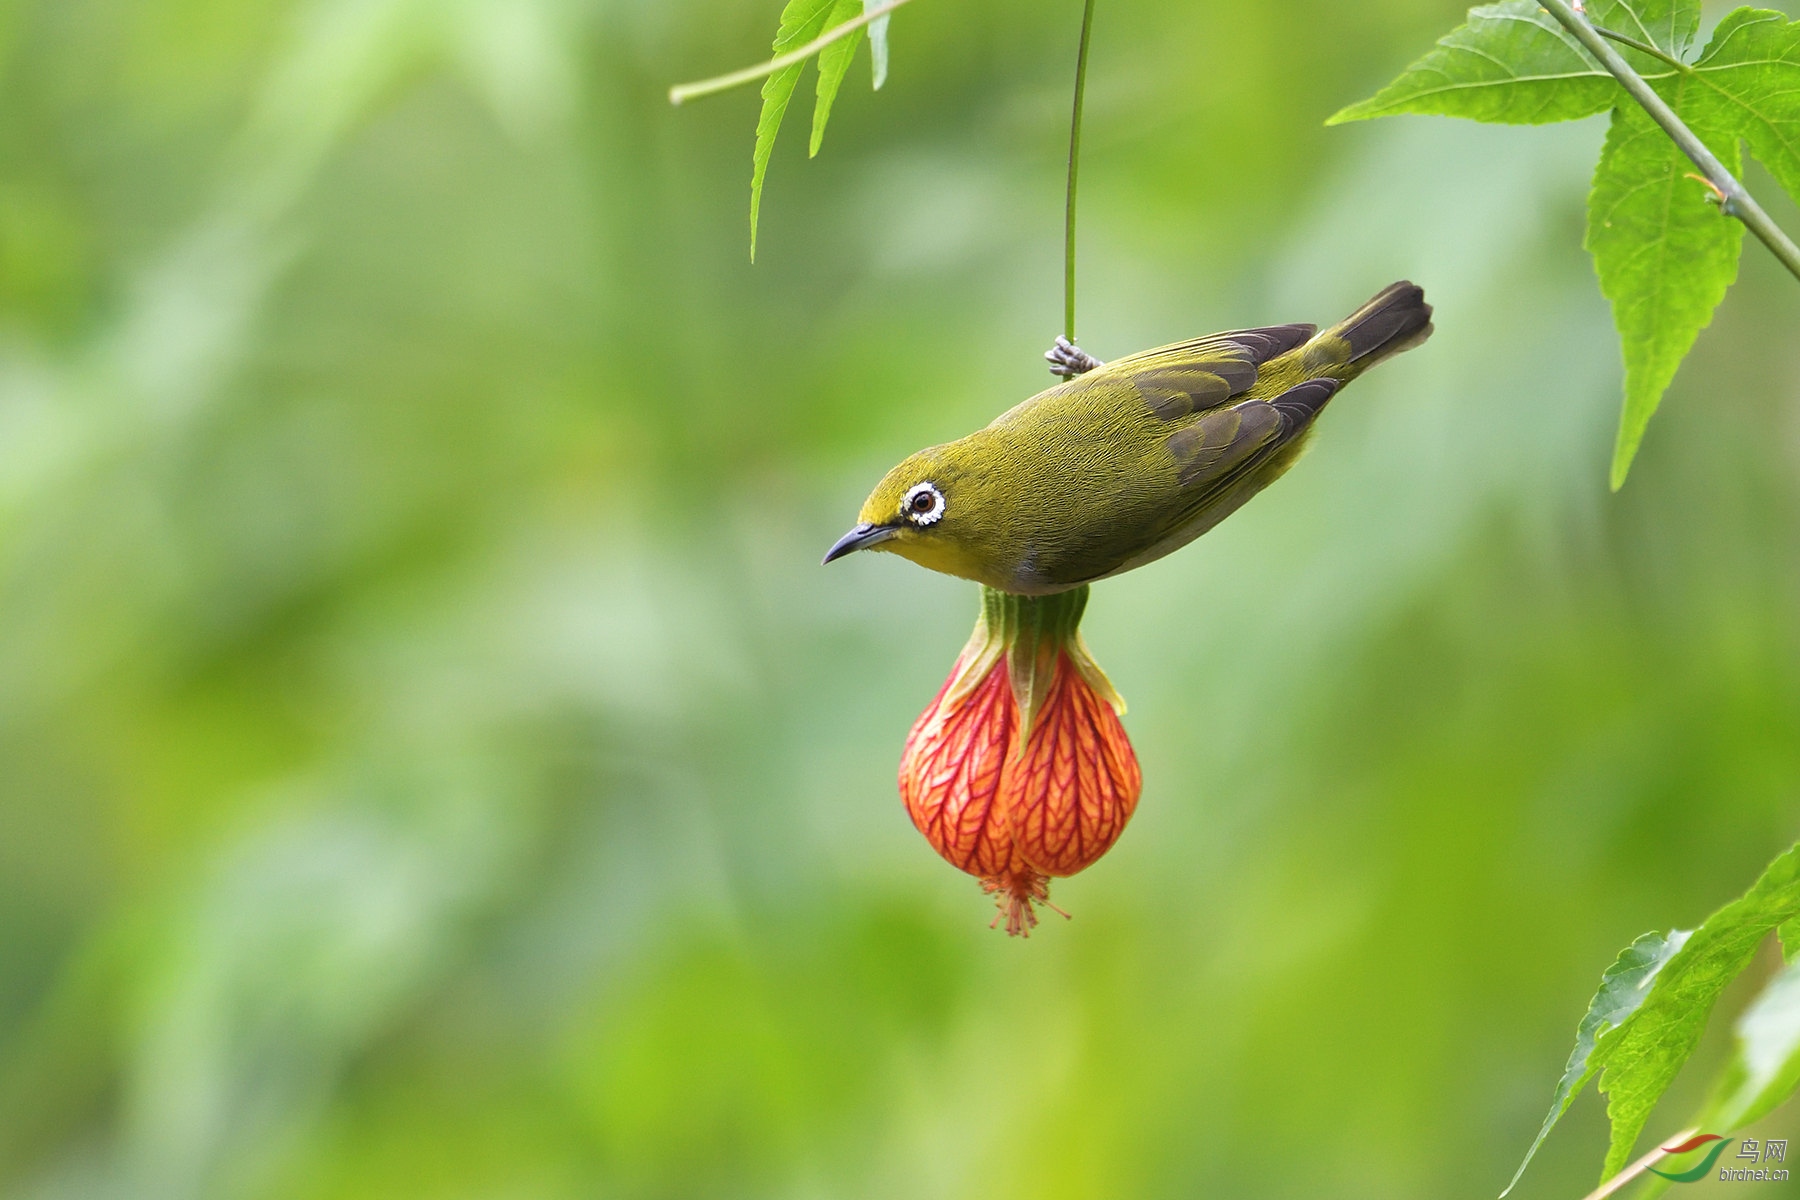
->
[1302,281,1433,379]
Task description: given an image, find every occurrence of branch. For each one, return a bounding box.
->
[1538,0,1800,283]
[668,0,918,106]
[1572,1129,1694,1200]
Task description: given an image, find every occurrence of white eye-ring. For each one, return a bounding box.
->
[901,481,946,526]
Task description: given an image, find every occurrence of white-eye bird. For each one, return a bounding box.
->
[825,281,1433,593]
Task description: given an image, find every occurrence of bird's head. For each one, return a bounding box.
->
[823,442,998,583]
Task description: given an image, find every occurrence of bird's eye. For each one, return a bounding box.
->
[901,482,945,526]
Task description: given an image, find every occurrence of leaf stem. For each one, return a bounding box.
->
[1537,0,1800,284]
[669,0,917,106]
[1064,0,1098,343]
[1589,25,1689,73]
[1571,1129,1694,1200]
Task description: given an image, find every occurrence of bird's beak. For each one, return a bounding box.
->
[822,522,899,564]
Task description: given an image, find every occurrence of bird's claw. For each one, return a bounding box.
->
[1046,335,1105,378]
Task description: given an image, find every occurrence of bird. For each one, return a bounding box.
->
[823,281,1432,594]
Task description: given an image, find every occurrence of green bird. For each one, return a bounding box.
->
[824,281,1432,594]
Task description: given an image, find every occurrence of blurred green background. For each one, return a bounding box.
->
[1,0,1798,1196]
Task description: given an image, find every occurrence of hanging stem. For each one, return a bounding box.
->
[1064,0,1098,343]
[1537,0,1800,284]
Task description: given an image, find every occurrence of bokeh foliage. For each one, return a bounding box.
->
[0,1,1797,1198]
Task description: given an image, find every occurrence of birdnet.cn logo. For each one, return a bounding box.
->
[1650,1134,1789,1184]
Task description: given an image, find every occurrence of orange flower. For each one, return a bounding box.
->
[899,586,1140,935]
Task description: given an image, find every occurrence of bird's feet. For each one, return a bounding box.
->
[1045,335,1105,378]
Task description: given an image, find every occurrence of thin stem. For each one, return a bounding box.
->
[1590,25,1689,73]
[1572,1129,1695,1200]
[1538,0,1800,283]
[1064,0,1097,343]
[668,0,917,106]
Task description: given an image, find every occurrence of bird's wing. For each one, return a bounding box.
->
[1164,377,1335,482]
[1151,378,1342,542]
[1081,323,1317,421]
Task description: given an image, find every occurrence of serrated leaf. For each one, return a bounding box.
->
[1593,843,1800,1179]
[1708,959,1800,1132]
[1592,6,1800,482]
[1507,843,1800,1192]
[866,0,890,90]
[1640,929,1800,1200]
[1640,960,1800,1198]
[1688,9,1800,206]
[1587,90,1743,489]
[1328,0,1696,126]
[1596,0,1700,61]
[809,0,863,157]
[1328,1,1615,125]
[1330,1,1800,489]
[1502,931,1690,1197]
[750,0,838,260]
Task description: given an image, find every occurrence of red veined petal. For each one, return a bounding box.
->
[898,661,1018,878]
[1006,653,1142,877]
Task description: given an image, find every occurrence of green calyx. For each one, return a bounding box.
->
[942,585,1125,745]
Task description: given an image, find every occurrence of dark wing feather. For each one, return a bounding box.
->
[1266,377,1339,428]
[1166,403,1283,487]
[1167,377,1340,496]
[1070,323,1317,422]
[1131,363,1242,419]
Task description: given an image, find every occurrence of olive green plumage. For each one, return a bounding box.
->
[826,282,1433,594]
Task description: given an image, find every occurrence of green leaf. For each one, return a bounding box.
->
[1593,6,1800,484]
[810,0,864,157]
[1502,930,1690,1197]
[1587,86,1743,489]
[865,0,891,90]
[1594,842,1800,1179]
[1328,0,1618,125]
[1327,0,1697,127]
[1640,959,1800,1196]
[1707,959,1800,1132]
[750,0,838,261]
[1635,958,1800,1200]
[1594,0,1700,62]
[1688,8,1800,206]
[1507,843,1800,1191]
[1332,1,1800,489]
